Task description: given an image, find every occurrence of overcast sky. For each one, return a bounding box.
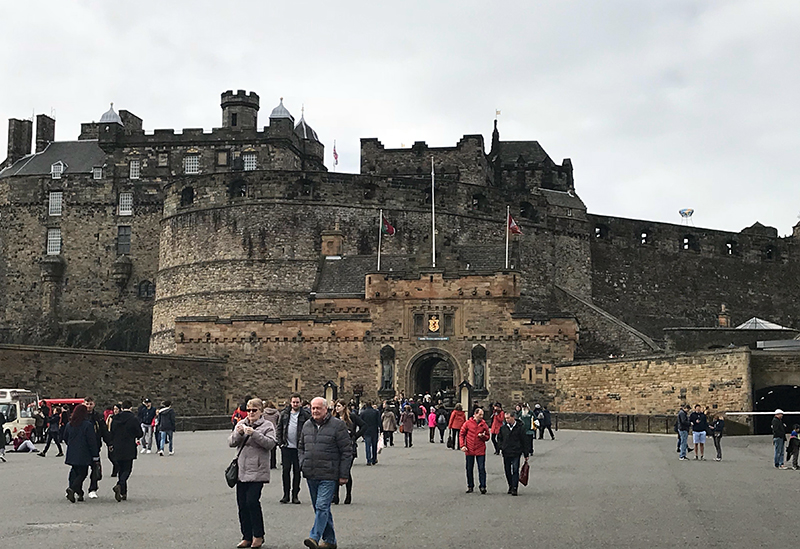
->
[2,1,798,234]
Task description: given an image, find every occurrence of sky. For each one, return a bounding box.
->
[2,1,798,234]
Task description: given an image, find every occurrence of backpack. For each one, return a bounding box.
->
[437,413,447,426]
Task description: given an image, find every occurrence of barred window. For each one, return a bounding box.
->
[184,155,199,174]
[243,152,257,171]
[129,160,140,180]
[118,192,133,216]
[117,226,131,255]
[93,167,103,180]
[51,162,63,179]
[48,191,63,216]
[47,228,61,255]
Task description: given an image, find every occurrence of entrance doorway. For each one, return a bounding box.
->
[408,349,458,397]
[754,385,800,434]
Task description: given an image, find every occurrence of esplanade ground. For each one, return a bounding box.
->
[2,429,797,548]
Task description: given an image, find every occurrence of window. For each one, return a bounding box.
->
[184,155,199,174]
[118,192,133,216]
[725,240,739,256]
[567,208,573,217]
[595,225,609,239]
[682,234,699,252]
[129,159,140,180]
[93,167,103,180]
[243,152,257,171]
[117,226,131,255]
[180,187,194,207]
[763,245,776,262]
[48,191,63,216]
[138,280,155,298]
[46,228,61,255]
[216,150,229,166]
[231,112,238,127]
[640,231,650,245]
[413,314,424,335]
[229,180,247,198]
[51,162,63,179]
[444,313,455,335]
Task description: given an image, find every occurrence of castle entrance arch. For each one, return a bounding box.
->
[753,385,800,435]
[406,349,460,397]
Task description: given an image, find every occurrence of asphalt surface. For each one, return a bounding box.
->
[0,429,797,548]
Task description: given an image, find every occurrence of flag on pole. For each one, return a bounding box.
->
[508,213,522,235]
[333,141,339,166]
[381,214,396,236]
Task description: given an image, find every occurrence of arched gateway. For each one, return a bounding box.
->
[406,349,461,396]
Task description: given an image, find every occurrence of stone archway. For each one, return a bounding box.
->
[406,348,462,397]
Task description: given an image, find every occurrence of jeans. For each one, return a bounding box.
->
[69,465,89,496]
[465,454,486,489]
[236,481,265,541]
[141,424,154,450]
[503,455,521,490]
[116,459,133,495]
[679,430,689,459]
[713,434,723,460]
[281,447,301,498]
[774,437,785,467]
[307,479,337,544]
[364,435,378,464]
[404,431,413,447]
[159,430,174,452]
[41,431,62,455]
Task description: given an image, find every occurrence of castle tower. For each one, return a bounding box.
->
[221,90,260,130]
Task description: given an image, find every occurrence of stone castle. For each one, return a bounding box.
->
[2,89,799,416]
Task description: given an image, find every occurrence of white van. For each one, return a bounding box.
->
[0,389,38,445]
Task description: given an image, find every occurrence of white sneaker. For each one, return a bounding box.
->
[169,451,174,455]
[158,450,164,456]
[146,449,152,454]
[88,491,98,499]
[139,448,145,454]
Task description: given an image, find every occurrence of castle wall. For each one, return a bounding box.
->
[0,344,226,415]
[589,214,800,337]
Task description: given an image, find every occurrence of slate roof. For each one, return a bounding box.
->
[315,256,415,296]
[540,188,586,209]
[496,141,553,166]
[457,246,506,271]
[0,140,107,178]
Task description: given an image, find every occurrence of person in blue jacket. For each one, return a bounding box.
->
[63,404,100,503]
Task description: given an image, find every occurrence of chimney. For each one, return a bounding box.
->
[321,226,344,257]
[119,110,143,134]
[5,118,33,167]
[717,304,731,328]
[36,114,55,153]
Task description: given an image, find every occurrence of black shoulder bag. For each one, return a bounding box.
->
[225,434,250,488]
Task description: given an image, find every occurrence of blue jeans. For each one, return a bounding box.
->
[159,430,174,452]
[465,454,486,489]
[679,430,689,459]
[773,437,785,467]
[364,435,377,464]
[306,479,337,544]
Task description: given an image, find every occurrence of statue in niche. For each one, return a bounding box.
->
[472,345,486,390]
[380,346,394,390]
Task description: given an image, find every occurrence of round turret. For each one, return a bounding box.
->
[221,90,260,130]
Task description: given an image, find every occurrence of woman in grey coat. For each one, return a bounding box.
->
[228,398,277,549]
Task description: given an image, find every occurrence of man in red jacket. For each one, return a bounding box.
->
[460,407,491,494]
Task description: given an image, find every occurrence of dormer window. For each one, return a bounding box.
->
[93,167,103,180]
[129,159,140,180]
[243,152,257,171]
[51,161,64,179]
[184,154,199,174]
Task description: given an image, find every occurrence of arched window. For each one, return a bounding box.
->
[472,345,486,390]
[471,193,487,212]
[229,180,247,199]
[725,240,739,256]
[682,234,699,252]
[138,280,155,299]
[640,229,651,245]
[763,245,777,262]
[180,187,194,207]
[363,184,376,200]
[520,201,538,222]
[380,346,395,390]
[595,224,610,239]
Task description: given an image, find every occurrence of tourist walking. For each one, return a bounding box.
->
[435,405,449,443]
[460,407,490,494]
[84,397,109,499]
[541,406,555,439]
[428,406,438,443]
[447,403,466,450]
[518,403,537,456]
[489,403,504,455]
[229,398,277,549]
[381,404,397,447]
[277,393,311,504]
[400,405,415,448]
[138,398,157,453]
[772,409,788,469]
[38,405,64,457]
[711,414,724,461]
[332,399,364,504]
[787,425,799,470]
[677,404,691,460]
[299,397,352,549]
[359,401,381,465]
[497,410,529,495]
[156,401,176,456]
[106,403,121,477]
[63,404,100,503]
[262,400,280,470]
[109,400,143,502]
[689,404,708,460]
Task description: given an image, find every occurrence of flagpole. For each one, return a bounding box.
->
[377,209,383,271]
[431,157,436,268]
[505,205,510,269]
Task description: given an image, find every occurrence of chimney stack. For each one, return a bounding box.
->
[36,114,55,153]
[717,304,731,328]
[5,118,33,167]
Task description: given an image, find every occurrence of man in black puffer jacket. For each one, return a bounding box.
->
[497,410,529,496]
[299,397,352,549]
[110,400,144,501]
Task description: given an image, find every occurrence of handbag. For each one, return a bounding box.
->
[399,424,404,434]
[446,432,455,449]
[225,434,250,488]
[519,460,530,486]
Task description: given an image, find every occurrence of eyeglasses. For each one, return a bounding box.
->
[247,409,260,413]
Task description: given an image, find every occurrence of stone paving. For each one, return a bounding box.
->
[1,429,798,548]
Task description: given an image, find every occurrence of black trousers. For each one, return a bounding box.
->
[538,425,555,439]
[503,455,521,490]
[281,447,301,498]
[524,433,534,455]
[491,433,500,453]
[236,481,265,541]
[89,461,101,492]
[437,425,446,442]
[383,430,394,446]
[41,431,63,455]
[429,427,436,442]
[116,459,133,495]
[712,434,723,459]
[68,465,89,496]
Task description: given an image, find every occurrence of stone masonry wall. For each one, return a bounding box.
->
[0,344,226,415]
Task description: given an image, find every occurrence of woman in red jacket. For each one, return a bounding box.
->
[447,404,466,450]
[489,403,505,455]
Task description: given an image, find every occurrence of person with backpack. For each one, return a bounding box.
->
[435,405,449,443]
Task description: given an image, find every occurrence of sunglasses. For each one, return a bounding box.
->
[247,409,260,413]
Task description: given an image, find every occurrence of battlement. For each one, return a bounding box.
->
[365,271,519,301]
[221,89,260,108]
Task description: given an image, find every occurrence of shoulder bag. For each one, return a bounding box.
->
[225,434,250,488]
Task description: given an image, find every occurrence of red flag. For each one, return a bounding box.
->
[508,213,522,235]
[382,214,396,236]
[333,142,339,165]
